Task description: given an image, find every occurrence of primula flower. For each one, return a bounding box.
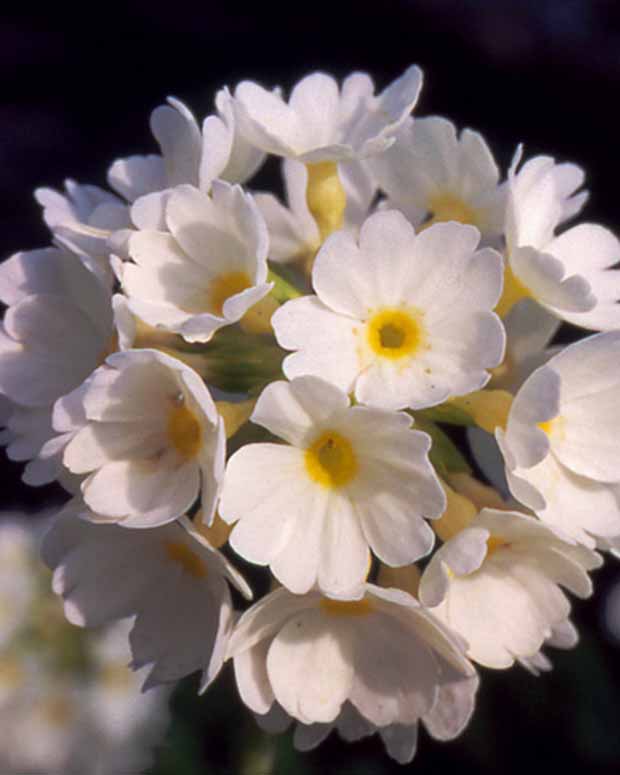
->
[519,618,579,675]
[227,583,475,727]
[120,182,271,343]
[499,152,620,328]
[231,66,423,163]
[497,332,620,546]
[256,671,478,766]
[0,246,133,485]
[369,116,506,241]
[419,508,601,668]
[467,297,560,495]
[42,504,250,689]
[220,376,445,594]
[273,211,505,411]
[55,349,225,527]
[109,93,265,204]
[35,180,130,285]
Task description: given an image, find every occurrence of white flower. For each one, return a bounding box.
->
[467,298,560,496]
[419,509,601,668]
[109,93,264,204]
[55,349,225,527]
[42,503,251,690]
[496,332,620,546]
[35,180,130,285]
[519,618,579,675]
[501,151,620,329]
[0,247,132,485]
[369,116,506,240]
[256,674,478,764]
[109,94,266,237]
[273,212,505,411]
[219,376,445,595]
[120,181,271,343]
[231,66,423,163]
[227,583,474,727]
[255,158,375,263]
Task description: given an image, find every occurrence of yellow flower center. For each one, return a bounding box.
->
[426,192,479,228]
[320,596,373,617]
[164,540,208,579]
[167,399,202,461]
[305,430,358,489]
[367,308,425,360]
[208,271,252,317]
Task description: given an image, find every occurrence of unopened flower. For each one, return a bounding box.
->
[220,376,445,594]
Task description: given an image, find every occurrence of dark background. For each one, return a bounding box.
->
[3,2,620,773]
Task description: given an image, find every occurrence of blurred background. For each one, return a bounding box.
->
[2,1,620,772]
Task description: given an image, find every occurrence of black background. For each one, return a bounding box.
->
[2,2,620,773]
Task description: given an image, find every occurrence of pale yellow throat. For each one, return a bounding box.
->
[208,271,252,317]
[425,193,479,229]
[305,430,358,489]
[167,397,203,460]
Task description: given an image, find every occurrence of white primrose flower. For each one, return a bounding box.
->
[219,376,446,595]
[500,151,620,328]
[231,66,422,163]
[368,116,506,241]
[0,246,133,485]
[35,180,130,285]
[108,97,200,203]
[227,583,475,728]
[55,349,225,527]
[120,181,272,343]
[255,157,376,264]
[272,212,505,411]
[496,332,620,547]
[42,504,251,690]
[467,298,560,496]
[109,93,265,204]
[256,673,478,765]
[110,94,266,236]
[419,509,601,669]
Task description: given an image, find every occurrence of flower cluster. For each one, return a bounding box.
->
[2,64,620,764]
[0,515,169,773]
